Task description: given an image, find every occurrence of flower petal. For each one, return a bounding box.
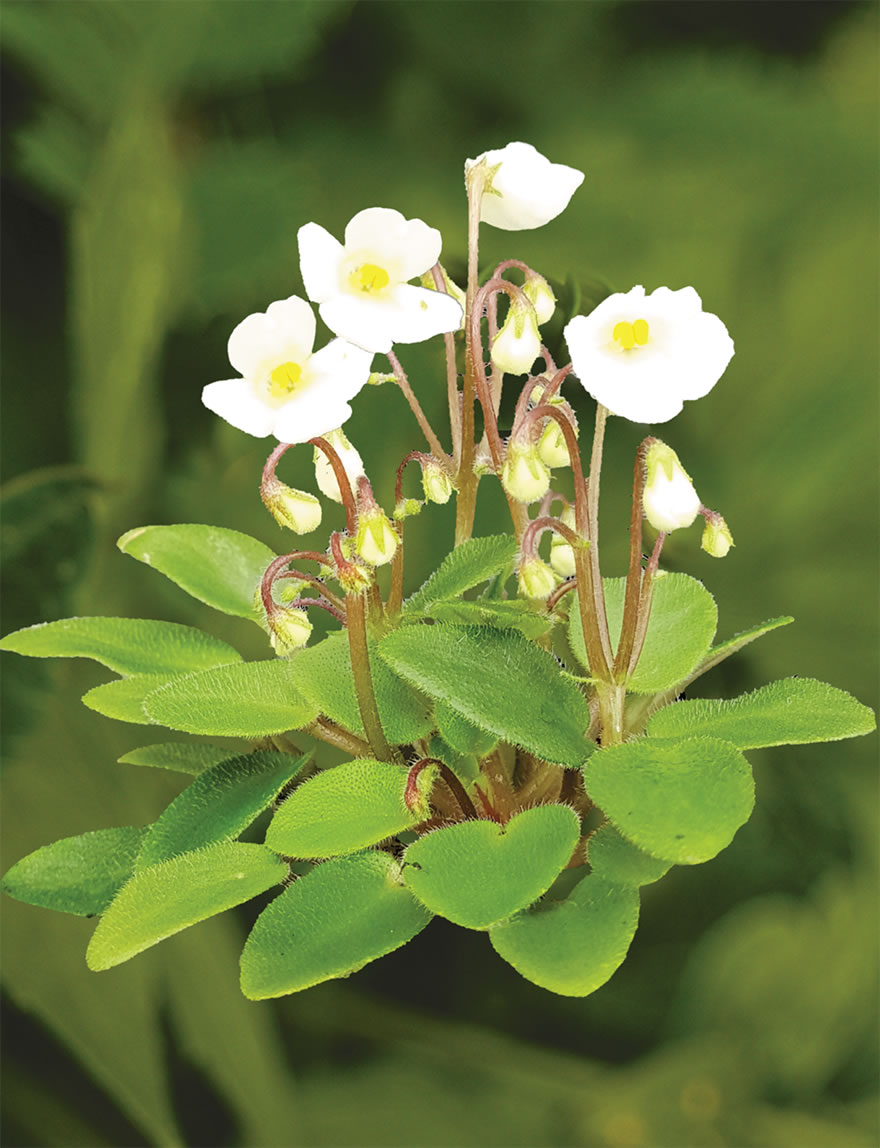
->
[470,141,584,231]
[271,397,354,445]
[201,379,276,437]
[298,222,345,303]
[318,294,395,354]
[384,284,463,346]
[343,207,443,282]
[304,338,374,405]
[227,296,315,378]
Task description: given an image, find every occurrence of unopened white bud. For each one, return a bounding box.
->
[355,509,399,567]
[262,479,322,534]
[537,421,571,468]
[422,462,454,505]
[518,557,559,600]
[314,428,365,503]
[642,441,701,533]
[523,273,556,325]
[501,444,551,504]
[701,512,734,558]
[268,608,312,655]
[491,299,541,376]
[550,504,578,577]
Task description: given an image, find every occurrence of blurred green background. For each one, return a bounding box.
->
[1,2,878,1145]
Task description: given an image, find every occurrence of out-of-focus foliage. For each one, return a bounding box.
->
[1,1,876,1145]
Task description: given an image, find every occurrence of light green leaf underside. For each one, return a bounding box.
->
[2,827,146,917]
[379,624,593,768]
[586,736,755,865]
[490,876,640,997]
[289,631,433,745]
[647,677,877,748]
[143,660,319,737]
[434,699,498,757]
[82,673,180,725]
[403,805,581,930]
[0,616,242,675]
[265,758,430,859]
[570,575,717,693]
[426,599,552,640]
[137,751,309,869]
[118,742,234,775]
[240,852,432,999]
[587,824,671,887]
[118,523,276,622]
[428,737,482,788]
[87,842,287,971]
[404,535,517,614]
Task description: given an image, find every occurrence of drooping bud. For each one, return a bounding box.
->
[275,578,308,605]
[501,443,551,504]
[517,556,559,600]
[550,504,578,577]
[261,478,322,534]
[268,607,313,655]
[490,296,541,376]
[421,460,454,505]
[701,511,734,558]
[314,428,365,503]
[355,508,399,567]
[393,497,423,522]
[522,272,556,325]
[537,420,571,468]
[642,441,701,533]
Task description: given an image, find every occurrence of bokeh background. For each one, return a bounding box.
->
[2,2,878,1145]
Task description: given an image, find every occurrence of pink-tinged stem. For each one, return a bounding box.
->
[310,436,357,533]
[627,531,667,678]
[387,349,450,464]
[614,438,656,679]
[429,263,462,466]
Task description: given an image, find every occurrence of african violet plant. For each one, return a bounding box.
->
[2,141,875,999]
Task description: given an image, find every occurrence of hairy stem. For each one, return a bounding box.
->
[345,592,394,762]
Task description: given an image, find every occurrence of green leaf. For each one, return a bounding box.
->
[404,535,517,614]
[289,631,433,745]
[692,616,795,682]
[265,758,432,859]
[2,827,146,917]
[118,524,276,622]
[240,852,432,999]
[0,616,242,675]
[586,824,671,887]
[585,736,755,865]
[143,660,319,738]
[86,842,287,971]
[647,677,877,749]
[569,574,718,693]
[403,805,581,930]
[137,751,309,868]
[379,624,593,768]
[82,673,179,725]
[426,599,552,640]
[118,742,233,775]
[489,876,640,997]
[434,699,497,757]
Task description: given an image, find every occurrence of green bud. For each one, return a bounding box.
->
[393,498,423,522]
[522,273,556,325]
[268,608,312,655]
[262,479,322,534]
[501,445,551,504]
[550,504,578,577]
[421,461,454,505]
[537,421,571,468]
[701,512,734,558]
[355,509,399,567]
[517,557,559,601]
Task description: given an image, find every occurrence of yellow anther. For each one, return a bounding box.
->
[613,318,650,350]
[632,318,650,345]
[351,263,390,293]
[269,361,302,397]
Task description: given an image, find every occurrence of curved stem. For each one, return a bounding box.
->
[290,597,346,624]
[387,349,449,464]
[546,577,577,612]
[310,436,357,533]
[276,570,345,614]
[522,515,581,555]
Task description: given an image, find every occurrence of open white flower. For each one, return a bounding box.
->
[298,208,463,354]
[465,142,584,231]
[564,285,734,424]
[202,296,373,443]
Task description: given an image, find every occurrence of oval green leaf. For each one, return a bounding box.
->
[403,805,581,930]
[118,523,276,621]
[240,852,432,999]
[646,677,877,749]
[143,660,319,737]
[265,758,433,859]
[587,824,671,887]
[82,673,180,725]
[585,736,755,865]
[379,624,593,768]
[0,616,242,675]
[427,599,551,640]
[490,875,640,997]
[118,742,234,775]
[86,842,287,970]
[2,827,146,917]
[138,751,310,868]
[434,699,497,757]
[404,535,517,614]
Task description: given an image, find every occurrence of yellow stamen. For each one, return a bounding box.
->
[269,361,303,398]
[351,263,390,293]
[613,318,650,350]
[632,318,649,345]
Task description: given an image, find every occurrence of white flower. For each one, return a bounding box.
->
[564,286,734,424]
[465,142,584,231]
[298,207,463,354]
[491,298,541,375]
[642,441,701,533]
[202,296,373,443]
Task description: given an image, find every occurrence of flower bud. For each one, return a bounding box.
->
[268,608,312,655]
[276,578,308,605]
[550,504,577,578]
[517,556,559,601]
[523,273,556,325]
[501,444,551,504]
[355,509,399,567]
[314,428,365,503]
[537,420,571,468]
[367,372,396,386]
[421,461,454,505]
[393,498,423,522]
[642,441,701,533]
[491,298,541,376]
[262,478,322,534]
[701,512,734,558]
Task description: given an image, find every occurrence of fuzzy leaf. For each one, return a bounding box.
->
[142,660,319,738]
[569,575,717,693]
[404,535,517,614]
[265,758,432,859]
[240,852,432,999]
[82,673,179,725]
[403,805,581,929]
[586,824,671,887]
[426,599,552,640]
[2,827,146,917]
[379,624,593,768]
[585,736,755,865]
[0,616,242,675]
[86,843,287,971]
[647,677,877,749]
[118,742,233,775]
[118,524,276,622]
[137,751,309,868]
[490,876,640,997]
[691,616,795,682]
[434,699,497,757]
[289,631,432,745]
